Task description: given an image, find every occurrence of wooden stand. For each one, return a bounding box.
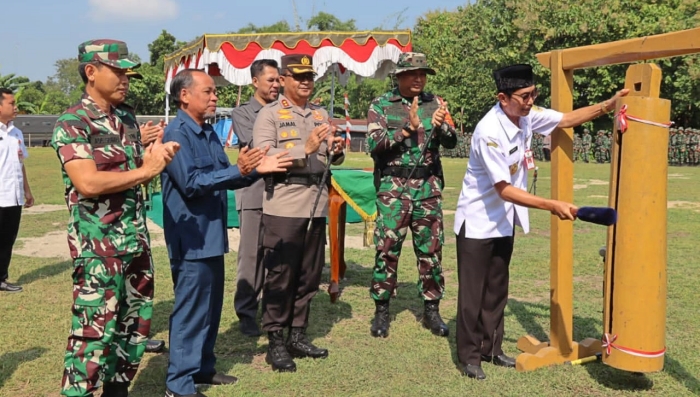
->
[517,27,700,372]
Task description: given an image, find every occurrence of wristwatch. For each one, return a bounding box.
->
[403,122,416,134]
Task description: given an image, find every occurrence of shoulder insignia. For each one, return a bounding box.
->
[281,99,291,108]
[487,141,499,148]
[531,105,543,112]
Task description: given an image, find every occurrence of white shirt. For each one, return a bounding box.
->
[0,121,29,207]
[454,103,562,239]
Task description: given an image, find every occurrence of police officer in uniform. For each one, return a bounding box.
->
[366,52,457,339]
[231,59,281,337]
[453,64,628,380]
[252,54,345,372]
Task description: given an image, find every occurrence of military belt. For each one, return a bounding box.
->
[269,172,329,187]
[381,166,434,179]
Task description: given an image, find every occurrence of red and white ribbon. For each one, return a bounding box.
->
[602,333,666,358]
[616,104,674,133]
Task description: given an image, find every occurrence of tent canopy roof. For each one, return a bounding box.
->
[163,30,412,92]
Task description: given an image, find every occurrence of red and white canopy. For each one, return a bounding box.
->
[163,31,412,93]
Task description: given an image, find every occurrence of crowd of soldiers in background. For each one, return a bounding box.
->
[440,127,700,166]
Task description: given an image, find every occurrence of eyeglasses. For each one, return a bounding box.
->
[512,88,539,102]
[283,73,315,82]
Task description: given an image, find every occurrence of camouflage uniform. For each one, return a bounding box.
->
[604,131,612,163]
[668,129,676,165]
[52,40,152,397]
[582,129,592,163]
[691,129,700,165]
[594,131,605,163]
[367,54,457,304]
[679,130,688,165]
[573,133,582,162]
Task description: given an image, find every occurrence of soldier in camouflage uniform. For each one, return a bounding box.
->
[679,128,689,165]
[594,130,605,163]
[52,40,180,397]
[604,130,612,163]
[668,128,676,165]
[573,132,582,162]
[582,128,592,163]
[367,52,456,339]
[691,129,700,165]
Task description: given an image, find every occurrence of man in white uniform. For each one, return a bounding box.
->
[0,88,34,293]
[453,64,628,380]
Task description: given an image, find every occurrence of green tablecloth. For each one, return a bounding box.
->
[146,169,376,228]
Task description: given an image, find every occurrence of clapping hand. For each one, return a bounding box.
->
[256,151,294,174]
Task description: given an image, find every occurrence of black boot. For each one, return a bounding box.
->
[422,300,449,337]
[266,330,296,372]
[370,300,390,338]
[102,382,129,397]
[286,328,328,359]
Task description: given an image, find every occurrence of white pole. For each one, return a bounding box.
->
[165,93,170,121]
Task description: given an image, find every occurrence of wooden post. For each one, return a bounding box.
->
[516,50,601,371]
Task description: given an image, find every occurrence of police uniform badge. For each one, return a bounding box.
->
[290,130,298,137]
[285,142,295,149]
[301,56,311,65]
[312,110,324,121]
[281,131,289,138]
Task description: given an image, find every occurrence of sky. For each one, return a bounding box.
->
[2,0,467,82]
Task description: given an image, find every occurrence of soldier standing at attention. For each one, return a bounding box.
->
[253,54,345,372]
[582,128,592,163]
[52,39,180,397]
[231,59,281,337]
[366,52,457,339]
[573,132,582,162]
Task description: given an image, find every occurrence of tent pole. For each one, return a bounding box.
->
[329,65,336,118]
[165,93,170,121]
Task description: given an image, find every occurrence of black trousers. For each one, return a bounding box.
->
[543,148,551,161]
[0,206,22,282]
[260,214,325,332]
[455,223,514,366]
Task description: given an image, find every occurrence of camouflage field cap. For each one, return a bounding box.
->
[78,39,140,70]
[393,52,436,75]
[281,54,316,74]
[125,68,143,80]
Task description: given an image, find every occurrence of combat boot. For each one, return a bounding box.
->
[102,381,129,397]
[370,300,390,338]
[286,327,329,359]
[422,300,449,337]
[266,330,296,372]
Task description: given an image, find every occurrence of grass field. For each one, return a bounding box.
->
[0,148,698,397]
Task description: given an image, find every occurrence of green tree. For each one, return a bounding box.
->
[307,12,356,31]
[47,58,81,95]
[235,20,292,34]
[0,73,30,92]
[413,0,700,129]
[148,30,187,68]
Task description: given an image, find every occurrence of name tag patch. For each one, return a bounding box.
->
[89,135,121,146]
[509,146,518,155]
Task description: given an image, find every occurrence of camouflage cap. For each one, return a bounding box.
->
[393,52,436,76]
[281,54,315,75]
[125,68,143,80]
[78,39,139,70]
